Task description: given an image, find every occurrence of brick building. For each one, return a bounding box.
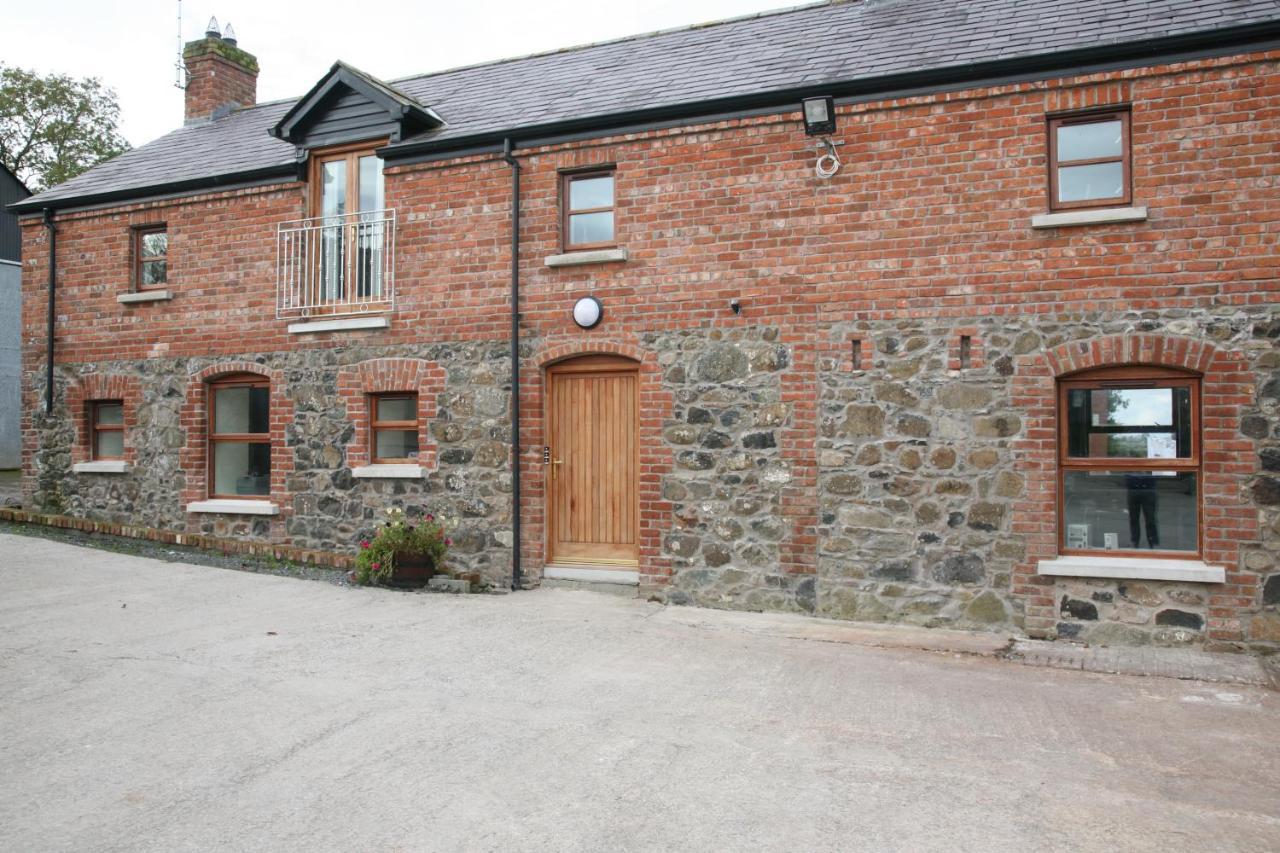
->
[11,0,1280,649]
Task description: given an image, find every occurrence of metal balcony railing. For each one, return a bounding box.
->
[277,209,395,319]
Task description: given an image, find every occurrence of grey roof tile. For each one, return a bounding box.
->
[19,0,1280,209]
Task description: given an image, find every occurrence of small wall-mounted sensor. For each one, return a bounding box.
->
[730,299,741,315]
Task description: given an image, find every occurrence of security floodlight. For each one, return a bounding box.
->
[802,96,836,136]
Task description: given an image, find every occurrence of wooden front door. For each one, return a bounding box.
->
[546,356,639,565]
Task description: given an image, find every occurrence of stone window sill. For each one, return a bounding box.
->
[544,248,628,267]
[72,461,131,474]
[351,464,427,479]
[117,290,174,304]
[1031,206,1148,229]
[1037,555,1223,584]
[186,499,280,516]
[287,316,389,335]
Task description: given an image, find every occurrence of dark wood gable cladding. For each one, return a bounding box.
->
[271,61,443,150]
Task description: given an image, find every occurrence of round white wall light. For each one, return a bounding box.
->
[573,296,603,329]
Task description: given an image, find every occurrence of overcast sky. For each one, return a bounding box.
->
[6,0,790,147]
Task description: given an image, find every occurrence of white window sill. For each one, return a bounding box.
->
[72,461,131,474]
[544,248,628,268]
[351,464,427,479]
[1037,555,1223,584]
[186,499,280,516]
[1031,206,1148,229]
[287,316,389,334]
[118,290,173,304]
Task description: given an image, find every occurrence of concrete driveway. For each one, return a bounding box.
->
[1,533,1277,852]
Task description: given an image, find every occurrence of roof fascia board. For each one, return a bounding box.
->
[382,22,1280,162]
[8,167,298,216]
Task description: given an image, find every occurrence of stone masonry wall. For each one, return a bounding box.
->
[26,342,514,587]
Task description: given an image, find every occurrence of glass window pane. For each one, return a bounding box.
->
[322,160,347,216]
[140,231,167,257]
[1056,119,1123,161]
[359,155,384,213]
[95,403,123,426]
[1063,470,1197,553]
[1067,387,1191,459]
[141,260,167,285]
[95,430,124,459]
[213,441,271,496]
[214,385,269,435]
[376,396,416,422]
[569,211,614,245]
[569,175,613,211]
[375,430,419,460]
[1057,162,1124,203]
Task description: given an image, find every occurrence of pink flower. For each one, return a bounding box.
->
[444,538,452,546]
[360,540,370,549]
[371,562,381,570]
[425,513,434,521]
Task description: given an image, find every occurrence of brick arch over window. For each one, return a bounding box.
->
[525,337,673,589]
[1011,335,1258,641]
[336,358,445,469]
[178,361,295,514]
[67,373,143,465]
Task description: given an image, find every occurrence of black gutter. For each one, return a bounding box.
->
[380,22,1280,164]
[42,208,56,414]
[8,164,298,216]
[502,137,522,592]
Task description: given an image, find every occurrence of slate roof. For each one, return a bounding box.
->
[17,0,1280,211]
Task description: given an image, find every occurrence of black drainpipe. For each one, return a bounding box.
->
[502,138,522,591]
[43,208,57,414]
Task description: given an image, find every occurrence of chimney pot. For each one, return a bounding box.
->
[205,16,221,39]
[222,23,237,46]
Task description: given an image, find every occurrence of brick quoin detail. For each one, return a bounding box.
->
[1010,335,1259,642]
[178,362,295,525]
[66,374,143,466]
[336,358,445,469]
[527,339,673,588]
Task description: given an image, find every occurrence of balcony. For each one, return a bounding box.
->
[277,209,395,319]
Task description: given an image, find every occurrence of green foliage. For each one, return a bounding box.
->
[354,507,451,585]
[0,65,131,191]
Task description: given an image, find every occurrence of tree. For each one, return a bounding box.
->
[0,65,131,191]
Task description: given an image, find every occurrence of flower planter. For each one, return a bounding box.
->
[388,551,437,588]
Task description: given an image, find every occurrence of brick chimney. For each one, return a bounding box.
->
[183,20,258,124]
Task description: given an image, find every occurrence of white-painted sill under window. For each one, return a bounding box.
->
[1037,555,1223,584]
[351,464,427,479]
[186,499,280,516]
[117,290,173,304]
[72,461,130,474]
[1031,206,1148,229]
[287,316,389,335]
[544,248,628,267]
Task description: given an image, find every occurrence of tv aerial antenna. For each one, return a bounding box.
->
[174,0,187,90]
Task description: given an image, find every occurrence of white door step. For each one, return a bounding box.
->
[543,564,639,586]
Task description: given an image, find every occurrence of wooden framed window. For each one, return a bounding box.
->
[308,142,385,219]
[1047,109,1131,210]
[90,400,125,460]
[561,169,615,251]
[370,393,419,463]
[133,225,168,289]
[208,374,271,498]
[1058,366,1200,557]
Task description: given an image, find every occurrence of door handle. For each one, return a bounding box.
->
[551,458,563,480]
